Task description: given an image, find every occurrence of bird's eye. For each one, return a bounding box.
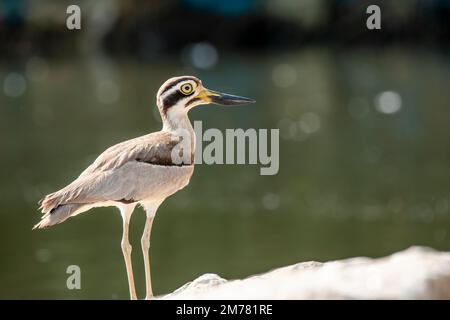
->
[180,83,194,95]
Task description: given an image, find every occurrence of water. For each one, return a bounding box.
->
[1,47,450,299]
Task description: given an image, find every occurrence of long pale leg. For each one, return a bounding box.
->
[119,204,137,300]
[141,202,161,300]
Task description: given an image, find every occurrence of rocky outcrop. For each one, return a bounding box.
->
[159,246,450,299]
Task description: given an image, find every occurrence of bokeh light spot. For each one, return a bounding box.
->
[375,91,402,114]
[3,72,27,98]
[299,112,321,134]
[189,42,218,70]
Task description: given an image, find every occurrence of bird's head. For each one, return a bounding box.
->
[156,76,255,121]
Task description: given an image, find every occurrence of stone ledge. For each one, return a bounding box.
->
[159,246,450,299]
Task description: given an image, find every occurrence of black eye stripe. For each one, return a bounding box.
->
[162,90,195,112]
[161,77,197,95]
[185,97,201,108]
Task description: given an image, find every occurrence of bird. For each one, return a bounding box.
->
[33,76,255,300]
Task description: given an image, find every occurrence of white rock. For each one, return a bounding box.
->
[158,246,450,299]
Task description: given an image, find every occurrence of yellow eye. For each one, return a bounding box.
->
[180,83,194,95]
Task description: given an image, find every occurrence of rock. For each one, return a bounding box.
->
[158,246,450,299]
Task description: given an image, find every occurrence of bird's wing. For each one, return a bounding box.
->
[79,131,181,177]
[39,131,187,213]
[34,162,195,229]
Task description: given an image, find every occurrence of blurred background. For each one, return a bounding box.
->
[1,0,450,299]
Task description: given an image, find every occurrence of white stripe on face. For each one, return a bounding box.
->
[160,80,198,101]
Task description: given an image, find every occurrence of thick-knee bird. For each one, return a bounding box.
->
[33,76,254,299]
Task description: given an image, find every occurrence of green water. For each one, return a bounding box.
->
[1,47,450,299]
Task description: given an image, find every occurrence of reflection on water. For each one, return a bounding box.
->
[1,47,450,299]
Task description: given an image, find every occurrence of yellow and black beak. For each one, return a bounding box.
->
[199,88,255,106]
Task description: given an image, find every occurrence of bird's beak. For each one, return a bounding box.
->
[199,88,255,106]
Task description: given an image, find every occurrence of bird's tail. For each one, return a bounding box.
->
[33,203,87,230]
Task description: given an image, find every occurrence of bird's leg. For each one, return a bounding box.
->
[141,202,160,300]
[120,205,137,300]
[141,215,154,299]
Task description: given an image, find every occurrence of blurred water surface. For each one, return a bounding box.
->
[1,47,450,299]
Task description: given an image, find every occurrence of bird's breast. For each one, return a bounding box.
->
[118,162,194,202]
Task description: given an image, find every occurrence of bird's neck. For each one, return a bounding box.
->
[162,111,193,132]
[162,112,196,158]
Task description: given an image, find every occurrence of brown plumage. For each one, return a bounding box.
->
[34,131,190,229]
